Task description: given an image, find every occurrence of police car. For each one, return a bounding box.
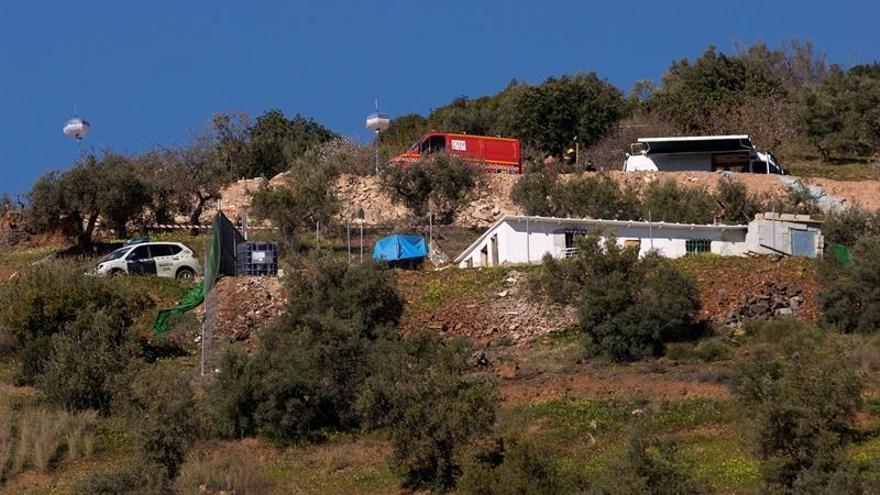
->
[95,240,201,279]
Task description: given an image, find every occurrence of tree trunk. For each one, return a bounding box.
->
[78,212,99,252]
[189,194,209,236]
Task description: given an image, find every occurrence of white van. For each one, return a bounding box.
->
[624,135,783,174]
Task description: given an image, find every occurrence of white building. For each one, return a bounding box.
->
[455,213,822,268]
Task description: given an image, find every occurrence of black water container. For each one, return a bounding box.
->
[235,242,278,276]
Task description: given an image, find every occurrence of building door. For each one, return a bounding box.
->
[791,230,816,257]
[490,235,498,266]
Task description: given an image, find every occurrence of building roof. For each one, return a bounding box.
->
[454,215,748,264]
[636,135,754,155]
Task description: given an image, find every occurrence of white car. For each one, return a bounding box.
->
[95,241,202,280]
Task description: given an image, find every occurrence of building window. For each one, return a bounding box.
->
[686,239,712,254]
[624,239,641,250]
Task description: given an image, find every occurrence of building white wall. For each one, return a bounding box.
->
[457,218,752,268]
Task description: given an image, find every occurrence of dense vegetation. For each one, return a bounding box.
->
[381,41,880,166]
[511,172,807,224]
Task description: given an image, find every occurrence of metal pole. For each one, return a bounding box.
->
[375,131,380,176]
[648,210,654,250]
[241,207,249,241]
[347,220,352,264]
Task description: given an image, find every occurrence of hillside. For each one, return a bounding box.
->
[214,171,880,229]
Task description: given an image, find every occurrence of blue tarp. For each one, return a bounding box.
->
[373,234,428,262]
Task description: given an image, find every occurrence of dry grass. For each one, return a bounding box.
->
[0,394,98,484]
[18,409,66,472]
[0,397,14,482]
[176,443,273,495]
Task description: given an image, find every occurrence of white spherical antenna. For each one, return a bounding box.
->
[63,117,91,141]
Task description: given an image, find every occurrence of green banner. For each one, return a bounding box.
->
[152,214,222,335]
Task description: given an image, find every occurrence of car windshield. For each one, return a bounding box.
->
[98,247,129,263]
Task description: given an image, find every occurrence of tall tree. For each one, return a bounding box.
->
[512,72,625,155]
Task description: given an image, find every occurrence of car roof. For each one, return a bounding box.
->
[126,241,186,248]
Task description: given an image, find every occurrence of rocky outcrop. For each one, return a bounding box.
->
[723,282,806,325]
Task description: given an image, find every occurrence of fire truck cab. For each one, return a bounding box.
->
[390,132,522,174]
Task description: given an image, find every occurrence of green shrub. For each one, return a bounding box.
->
[40,311,137,412]
[72,462,173,495]
[665,338,735,363]
[578,252,700,362]
[458,439,578,495]
[249,149,337,248]
[358,332,499,492]
[601,431,708,495]
[642,179,717,224]
[510,169,560,216]
[285,259,403,338]
[383,153,477,221]
[818,235,880,333]
[717,176,764,224]
[211,260,404,441]
[0,260,150,384]
[529,231,640,304]
[769,180,821,215]
[822,207,880,248]
[125,366,199,479]
[733,327,863,492]
[556,173,641,220]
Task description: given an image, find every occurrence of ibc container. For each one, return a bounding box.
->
[235,242,278,276]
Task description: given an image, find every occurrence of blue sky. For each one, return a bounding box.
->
[1,0,878,195]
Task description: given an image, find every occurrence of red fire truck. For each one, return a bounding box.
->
[389,132,522,174]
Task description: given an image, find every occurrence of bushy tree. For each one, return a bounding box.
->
[556,173,641,220]
[510,169,560,216]
[512,73,625,154]
[458,440,577,495]
[383,153,477,221]
[27,152,151,247]
[579,254,700,361]
[0,260,151,384]
[600,432,708,495]
[211,260,404,440]
[125,366,200,479]
[799,63,880,159]
[357,332,498,492]
[250,149,337,248]
[822,207,880,248]
[716,176,764,223]
[41,311,137,413]
[237,109,338,179]
[819,235,880,333]
[642,179,717,224]
[734,325,863,492]
[649,46,783,133]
